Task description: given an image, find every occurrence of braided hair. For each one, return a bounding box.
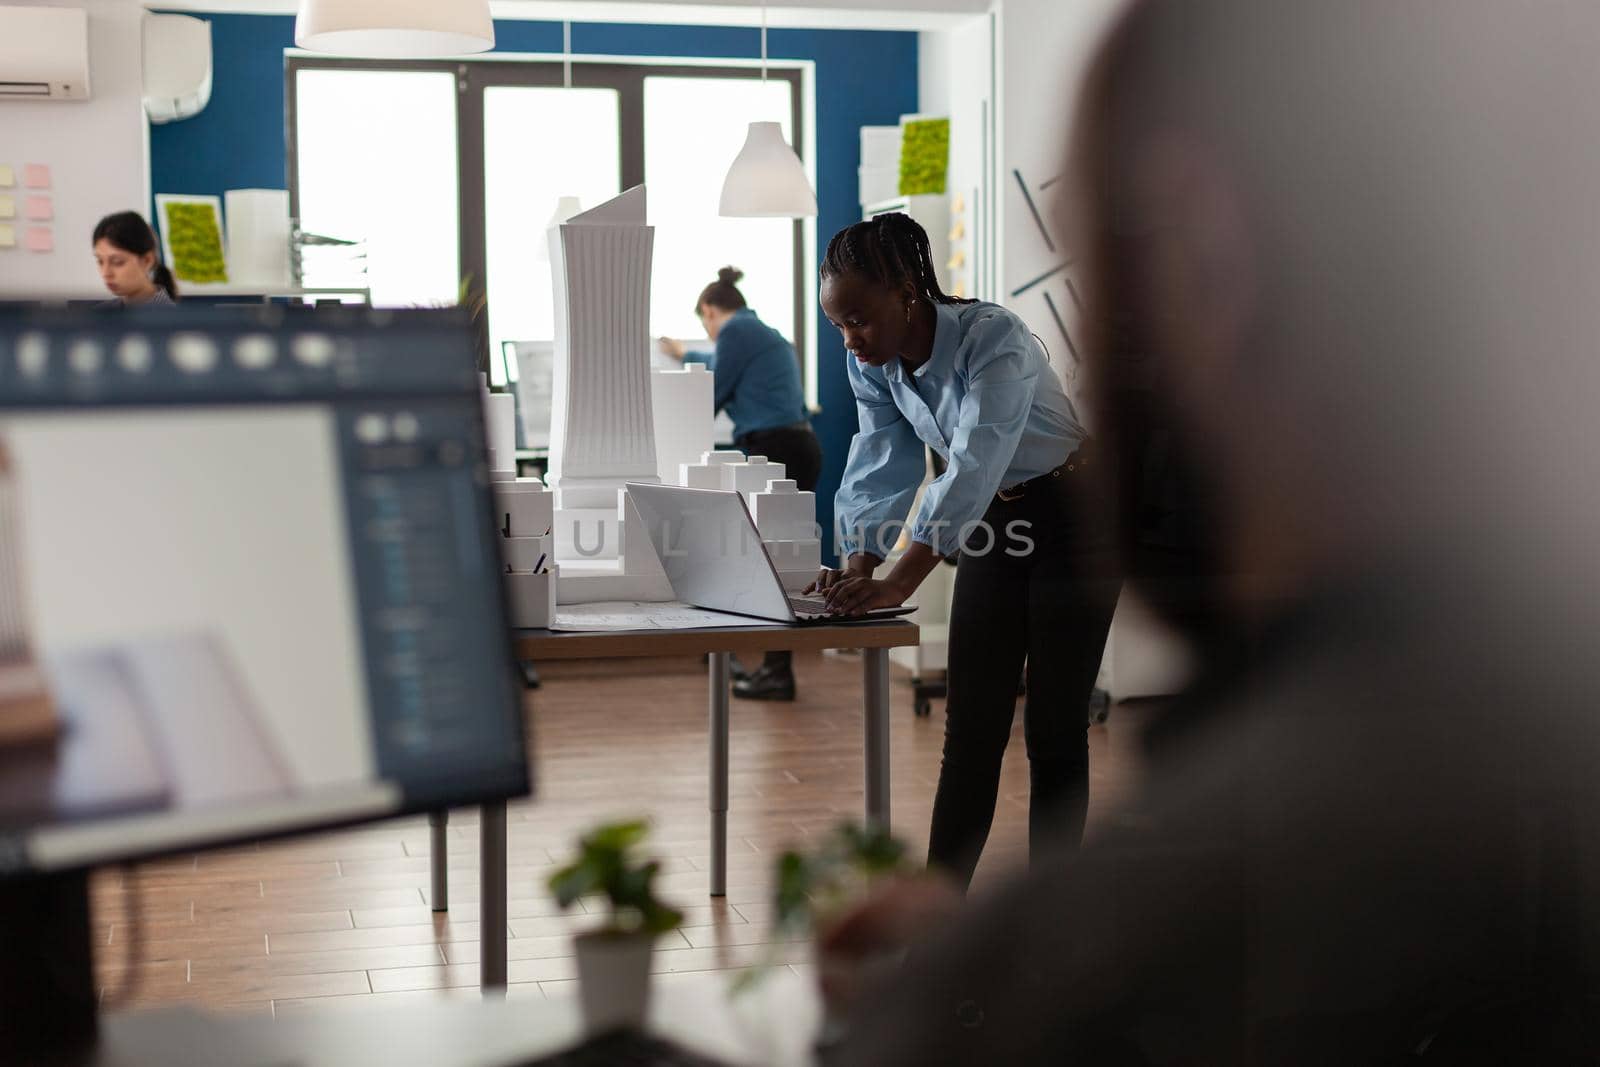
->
[821,212,975,306]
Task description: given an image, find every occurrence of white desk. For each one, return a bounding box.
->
[83,969,822,1067]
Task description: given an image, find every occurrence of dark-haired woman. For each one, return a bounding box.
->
[663,267,822,701]
[808,213,1119,890]
[92,211,178,306]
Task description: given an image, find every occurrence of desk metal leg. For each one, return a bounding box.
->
[480,800,508,994]
[428,810,448,912]
[864,648,892,830]
[708,651,731,897]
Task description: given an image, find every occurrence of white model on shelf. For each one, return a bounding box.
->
[546,185,661,515]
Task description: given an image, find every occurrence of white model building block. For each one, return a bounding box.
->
[492,478,553,539]
[546,186,661,510]
[500,534,553,573]
[721,457,785,500]
[504,564,558,629]
[483,388,517,476]
[763,537,822,574]
[751,479,818,541]
[553,507,621,562]
[617,488,666,578]
[651,364,713,486]
[680,449,745,490]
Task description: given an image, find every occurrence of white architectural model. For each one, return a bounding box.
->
[721,456,786,500]
[517,182,824,608]
[650,364,713,487]
[546,185,660,513]
[680,450,744,489]
[750,479,822,591]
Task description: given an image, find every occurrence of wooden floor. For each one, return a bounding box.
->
[92,651,1153,1020]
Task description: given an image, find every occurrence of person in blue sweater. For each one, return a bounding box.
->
[809,213,1120,889]
[661,267,822,701]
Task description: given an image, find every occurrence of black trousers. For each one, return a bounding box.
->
[927,461,1121,889]
[735,422,822,674]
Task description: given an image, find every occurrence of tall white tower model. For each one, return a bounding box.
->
[546,185,660,511]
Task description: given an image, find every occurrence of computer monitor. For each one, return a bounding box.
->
[0,305,529,1047]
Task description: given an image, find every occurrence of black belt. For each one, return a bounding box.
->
[996,444,1093,503]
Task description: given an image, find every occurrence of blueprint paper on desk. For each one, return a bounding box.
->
[550,601,758,632]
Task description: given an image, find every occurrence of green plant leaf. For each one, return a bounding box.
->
[548,862,600,909]
[584,819,649,853]
[546,819,682,934]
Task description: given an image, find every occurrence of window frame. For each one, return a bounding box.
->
[285,55,810,391]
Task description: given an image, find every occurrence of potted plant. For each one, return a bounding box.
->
[548,819,683,1034]
[744,821,957,1044]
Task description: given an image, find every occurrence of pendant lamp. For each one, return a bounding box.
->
[718,5,817,219]
[296,0,494,58]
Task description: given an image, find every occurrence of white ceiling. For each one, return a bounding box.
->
[144,0,992,32]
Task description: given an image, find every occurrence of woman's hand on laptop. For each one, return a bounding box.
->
[823,576,911,617]
[803,553,880,599]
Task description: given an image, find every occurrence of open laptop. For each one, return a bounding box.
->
[627,483,913,624]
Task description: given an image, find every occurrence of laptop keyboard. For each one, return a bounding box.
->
[787,595,833,616]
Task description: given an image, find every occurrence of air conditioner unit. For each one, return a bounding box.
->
[143,13,212,124]
[0,6,91,101]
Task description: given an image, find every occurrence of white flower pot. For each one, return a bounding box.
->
[574,929,654,1034]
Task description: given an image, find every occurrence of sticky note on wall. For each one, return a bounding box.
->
[0,225,15,249]
[25,227,52,253]
[0,196,13,219]
[0,166,14,187]
[23,164,50,189]
[24,197,52,222]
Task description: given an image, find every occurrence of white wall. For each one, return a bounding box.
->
[0,0,150,299]
[918,11,996,301]
[995,0,1122,390]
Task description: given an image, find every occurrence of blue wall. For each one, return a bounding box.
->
[149,13,920,563]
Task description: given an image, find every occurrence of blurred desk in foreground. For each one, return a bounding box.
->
[82,969,821,1066]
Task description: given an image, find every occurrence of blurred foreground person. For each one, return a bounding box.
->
[828,1,1600,1062]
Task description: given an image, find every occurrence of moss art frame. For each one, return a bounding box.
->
[898,117,951,197]
[154,194,228,285]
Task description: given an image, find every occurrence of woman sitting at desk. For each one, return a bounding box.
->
[661,267,822,702]
[92,211,178,307]
[808,212,1119,890]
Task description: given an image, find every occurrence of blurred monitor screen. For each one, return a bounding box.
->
[0,306,528,877]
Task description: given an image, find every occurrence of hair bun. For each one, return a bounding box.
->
[717,267,744,286]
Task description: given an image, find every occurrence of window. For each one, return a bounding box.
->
[292,68,459,308]
[288,57,811,392]
[482,86,621,379]
[644,76,798,344]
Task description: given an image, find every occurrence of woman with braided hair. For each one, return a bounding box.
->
[807,212,1119,889]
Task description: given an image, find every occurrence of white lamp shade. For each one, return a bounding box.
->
[295,0,494,58]
[718,121,818,219]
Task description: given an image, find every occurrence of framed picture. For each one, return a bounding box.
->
[154,194,228,285]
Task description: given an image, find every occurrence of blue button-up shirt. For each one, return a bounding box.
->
[834,300,1088,559]
[684,308,807,442]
